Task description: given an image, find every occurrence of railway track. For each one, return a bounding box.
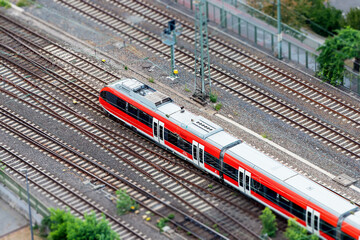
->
[0,15,265,239]
[0,144,149,240]
[50,0,360,160]
[104,0,360,127]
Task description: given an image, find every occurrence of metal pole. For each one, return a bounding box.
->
[277,0,282,59]
[25,171,34,240]
[171,32,176,77]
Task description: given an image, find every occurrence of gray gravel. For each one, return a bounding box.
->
[1,0,360,236]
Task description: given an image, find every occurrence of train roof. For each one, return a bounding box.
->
[108,79,224,139]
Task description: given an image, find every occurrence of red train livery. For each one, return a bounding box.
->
[99,78,360,240]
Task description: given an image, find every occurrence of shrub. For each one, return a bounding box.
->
[259,207,277,237]
[157,217,169,232]
[284,218,318,240]
[0,0,11,9]
[124,65,128,70]
[148,77,154,83]
[209,92,217,103]
[116,189,138,215]
[345,7,360,30]
[308,3,343,37]
[214,103,222,111]
[167,213,175,219]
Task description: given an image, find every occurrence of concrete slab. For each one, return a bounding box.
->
[0,198,28,238]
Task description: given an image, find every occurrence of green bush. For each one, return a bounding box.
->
[148,77,154,83]
[345,8,360,30]
[47,208,119,240]
[259,207,277,237]
[316,27,360,86]
[307,2,343,37]
[167,213,175,220]
[116,189,138,215]
[214,103,222,111]
[209,92,217,103]
[284,218,318,240]
[157,217,169,232]
[0,0,11,9]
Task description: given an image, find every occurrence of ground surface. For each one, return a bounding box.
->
[1,0,360,239]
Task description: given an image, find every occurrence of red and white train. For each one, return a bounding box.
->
[99,78,360,240]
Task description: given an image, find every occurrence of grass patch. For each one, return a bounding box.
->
[210,92,217,103]
[207,184,213,189]
[148,77,154,83]
[184,84,190,92]
[16,0,34,7]
[0,0,11,9]
[261,133,272,140]
[214,103,222,111]
[157,217,169,232]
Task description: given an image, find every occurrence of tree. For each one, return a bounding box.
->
[259,207,277,237]
[47,208,119,240]
[346,8,360,31]
[317,27,360,85]
[284,219,318,240]
[116,189,138,215]
[307,2,344,37]
[67,212,119,240]
[247,0,311,29]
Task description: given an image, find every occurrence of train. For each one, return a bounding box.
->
[99,78,360,240]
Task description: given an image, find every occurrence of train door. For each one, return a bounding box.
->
[238,167,251,196]
[192,141,204,168]
[153,118,164,145]
[306,207,320,236]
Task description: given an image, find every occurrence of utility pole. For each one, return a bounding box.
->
[277,0,282,59]
[162,20,181,78]
[21,169,34,240]
[193,0,211,104]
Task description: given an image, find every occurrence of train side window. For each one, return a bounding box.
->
[223,163,238,182]
[154,122,158,137]
[307,212,312,226]
[116,98,127,111]
[100,91,107,100]
[204,152,220,170]
[193,144,197,160]
[139,110,151,127]
[167,131,178,147]
[314,215,319,231]
[291,203,305,221]
[341,233,356,240]
[181,139,192,155]
[251,179,263,194]
[106,92,117,105]
[160,125,164,140]
[320,220,336,239]
[279,195,291,212]
[128,104,138,119]
[245,175,250,191]
[239,171,244,187]
[265,187,278,203]
[199,148,203,163]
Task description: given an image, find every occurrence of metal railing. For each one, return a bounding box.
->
[0,171,50,217]
[174,0,360,95]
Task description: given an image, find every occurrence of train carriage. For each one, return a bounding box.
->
[99,78,360,240]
